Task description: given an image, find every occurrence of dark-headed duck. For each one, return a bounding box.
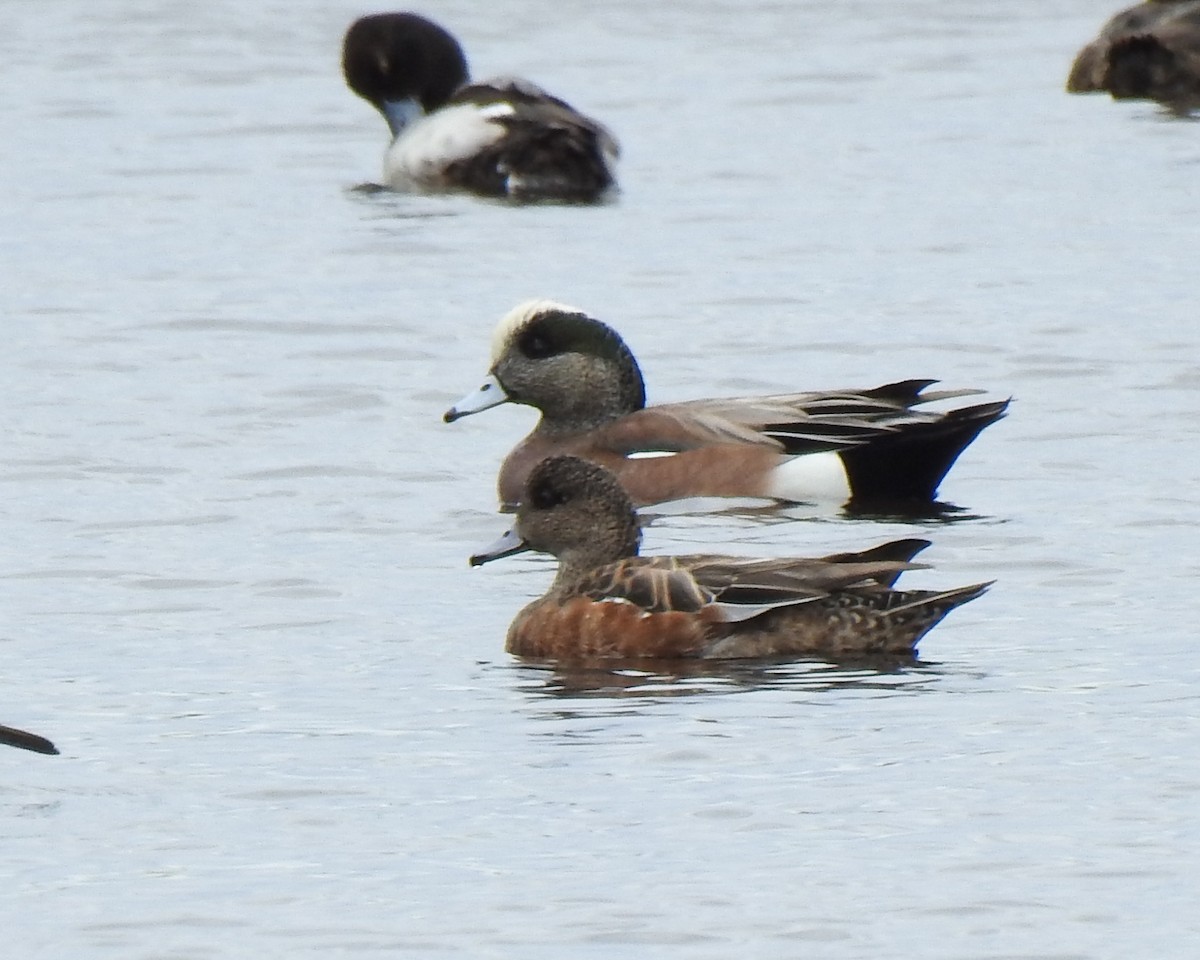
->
[1068,0,1200,105]
[471,456,990,660]
[342,12,618,201]
[444,301,1008,511]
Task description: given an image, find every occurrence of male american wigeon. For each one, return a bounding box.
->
[1067,0,1200,104]
[444,301,1009,510]
[342,12,618,201]
[0,722,58,755]
[470,456,990,660]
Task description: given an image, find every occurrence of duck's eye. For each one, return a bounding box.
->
[520,330,556,359]
[528,477,569,510]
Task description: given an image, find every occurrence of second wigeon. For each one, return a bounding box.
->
[444,301,1009,510]
[341,12,618,201]
[1067,0,1200,105]
[470,456,991,660]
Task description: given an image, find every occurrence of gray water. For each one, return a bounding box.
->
[4,1,1199,956]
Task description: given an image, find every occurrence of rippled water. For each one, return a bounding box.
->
[4,0,1200,956]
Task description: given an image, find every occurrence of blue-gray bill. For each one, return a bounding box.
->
[470,527,530,566]
[444,373,510,423]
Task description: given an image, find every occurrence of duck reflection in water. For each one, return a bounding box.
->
[511,655,948,701]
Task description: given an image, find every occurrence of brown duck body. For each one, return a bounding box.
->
[498,423,788,507]
[1068,1,1200,104]
[473,456,990,662]
[505,556,990,660]
[446,301,1008,510]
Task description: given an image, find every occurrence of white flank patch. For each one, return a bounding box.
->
[763,452,851,503]
[491,299,586,362]
[383,104,507,190]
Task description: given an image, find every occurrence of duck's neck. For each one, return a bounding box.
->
[380,97,425,137]
[549,526,641,595]
[538,357,647,435]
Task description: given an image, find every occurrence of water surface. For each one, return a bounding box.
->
[3,1,1199,957]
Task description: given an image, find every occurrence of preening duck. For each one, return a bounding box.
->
[342,12,618,201]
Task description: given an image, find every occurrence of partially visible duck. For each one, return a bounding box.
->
[470,456,990,660]
[0,722,58,755]
[1067,1,1200,105]
[342,12,618,201]
[444,300,1009,511]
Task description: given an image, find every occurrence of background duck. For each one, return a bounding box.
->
[0,722,58,755]
[470,456,990,661]
[342,12,618,201]
[444,300,1009,511]
[1067,0,1200,105]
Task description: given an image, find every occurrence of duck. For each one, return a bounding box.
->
[470,456,990,660]
[443,300,1009,511]
[0,722,58,755]
[341,12,618,201]
[1067,0,1200,105]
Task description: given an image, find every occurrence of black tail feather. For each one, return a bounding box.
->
[840,399,1009,505]
[856,379,939,405]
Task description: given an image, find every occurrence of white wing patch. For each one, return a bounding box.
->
[625,450,679,460]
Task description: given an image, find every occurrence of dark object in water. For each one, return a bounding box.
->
[1067,1,1200,106]
[0,722,59,755]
